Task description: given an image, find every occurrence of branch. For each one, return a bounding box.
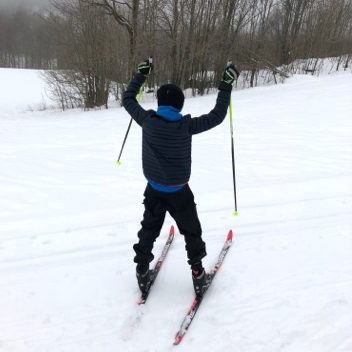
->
[80,0,133,33]
[110,0,132,11]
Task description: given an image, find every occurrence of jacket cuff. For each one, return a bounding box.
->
[134,72,148,82]
[218,81,233,92]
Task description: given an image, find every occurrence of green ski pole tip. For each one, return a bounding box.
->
[232,210,238,217]
[116,160,122,167]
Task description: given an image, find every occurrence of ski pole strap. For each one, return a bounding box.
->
[136,83,145,102]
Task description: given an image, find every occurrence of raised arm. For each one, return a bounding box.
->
[189,62,239,135]
[122,58,153,126]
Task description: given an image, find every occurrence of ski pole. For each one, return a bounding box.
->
[229,95,238,216]
[116,84,144,167]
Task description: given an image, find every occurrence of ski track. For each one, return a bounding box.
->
[0,69,351,351]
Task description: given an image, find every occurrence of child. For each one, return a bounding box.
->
[122,59,239,296]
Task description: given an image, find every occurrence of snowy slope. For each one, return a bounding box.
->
[0,70,351,352]
[0,68,52,114]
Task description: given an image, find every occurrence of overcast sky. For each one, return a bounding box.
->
[0,0,52,10]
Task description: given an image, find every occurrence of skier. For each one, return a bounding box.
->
[122,58,239,297]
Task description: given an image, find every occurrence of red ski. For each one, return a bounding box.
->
[174,230,233,345]
[138,225,175,305]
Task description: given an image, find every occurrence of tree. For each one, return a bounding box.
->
[273,0,315,64]
[46,0,120,108]
[81,0,140,79]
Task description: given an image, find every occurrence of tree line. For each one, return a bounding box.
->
[1,0,351,109]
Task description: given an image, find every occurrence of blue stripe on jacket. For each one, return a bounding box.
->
[148,179,184,192]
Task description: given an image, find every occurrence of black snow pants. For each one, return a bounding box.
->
[133,184,206,267]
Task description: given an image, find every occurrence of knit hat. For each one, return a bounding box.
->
[157,84,185,111]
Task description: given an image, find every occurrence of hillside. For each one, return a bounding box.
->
[0,69,351,352]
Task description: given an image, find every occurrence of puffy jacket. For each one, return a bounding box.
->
[122,73,231,186]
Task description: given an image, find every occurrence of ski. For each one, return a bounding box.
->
[173,229,233,345]
[137,225,175,305]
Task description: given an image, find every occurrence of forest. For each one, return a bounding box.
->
[1,0,351,108]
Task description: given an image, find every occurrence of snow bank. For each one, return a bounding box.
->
[285,55,352,76]
[0,68,52,113]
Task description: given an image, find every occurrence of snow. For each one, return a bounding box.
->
[0,68,351,352]
[0,68,52,114]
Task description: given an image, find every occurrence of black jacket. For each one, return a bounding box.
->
[122,73,231,186]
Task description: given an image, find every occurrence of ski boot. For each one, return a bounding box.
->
[191,266,209,297]
[136,264,152,294]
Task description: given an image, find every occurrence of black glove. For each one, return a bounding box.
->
[221,61,239,86]
[138,57,153,76]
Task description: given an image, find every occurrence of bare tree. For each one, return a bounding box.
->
[45,0,120,109]
[2,0,352,108]
[273,0,315,64]
[81,0,140,78]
